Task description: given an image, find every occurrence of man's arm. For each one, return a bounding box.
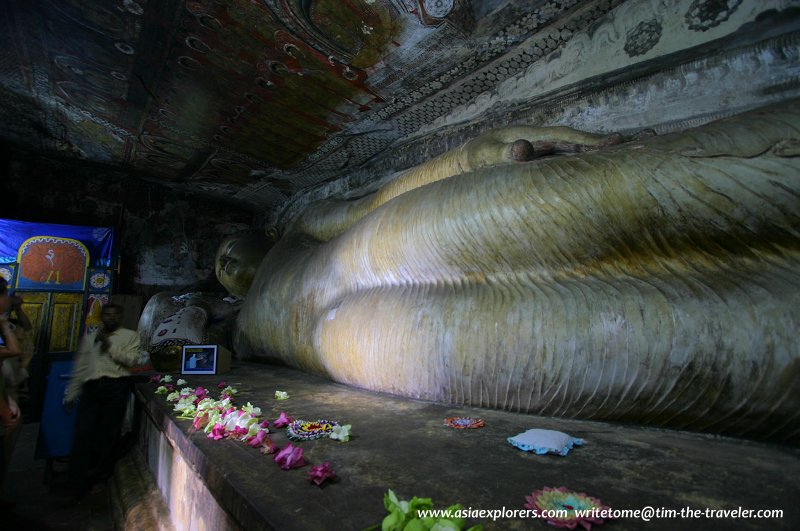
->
[106,329,142,367]
[65,335,92,403]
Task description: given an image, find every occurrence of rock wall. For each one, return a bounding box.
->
[2,150,254,300]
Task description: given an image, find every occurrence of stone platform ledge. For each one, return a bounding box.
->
[134,362,799,530]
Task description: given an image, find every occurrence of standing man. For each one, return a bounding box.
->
[64,303,141,498]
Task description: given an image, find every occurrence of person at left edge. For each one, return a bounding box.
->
[0,278,23,510]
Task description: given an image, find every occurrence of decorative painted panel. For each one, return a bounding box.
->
[0,219,113,266]
[87,268,113,293]
[48,293,84,353]
[83,292,110,336]
[16,237,90,292]
[17,292,48,353]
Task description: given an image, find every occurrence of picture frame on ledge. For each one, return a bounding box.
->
[181,344,219,375]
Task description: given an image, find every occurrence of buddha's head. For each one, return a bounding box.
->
[214,230,274,298]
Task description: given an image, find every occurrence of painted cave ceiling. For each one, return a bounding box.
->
[0,0,624,210]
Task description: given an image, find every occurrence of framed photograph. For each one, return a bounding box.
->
[181,344,218,375]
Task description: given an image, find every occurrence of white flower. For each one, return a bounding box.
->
[196,398,217,412]
[162,375,174,383]
[166,391,180,402]
[174,396,197,417]
[204,410,223,432]
[222,410,242,430]
[247,421,263,438]
[330,424,352,442]
[217,397,233,410]
[221,409,259,437]
[155,386,168,395]
[274,390,289,400]
[177,379,188,386]
[242,402,262,416]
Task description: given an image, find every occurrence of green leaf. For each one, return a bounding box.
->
[382,508,406,531]
[384,490,401,512]
[402,518,430,531]
[407,495,433,513]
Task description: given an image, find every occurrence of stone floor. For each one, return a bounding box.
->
[134,362,799,530]
[3,422,115,531]
[3,413,169,530]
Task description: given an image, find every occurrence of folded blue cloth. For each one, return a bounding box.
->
[508,428,585,456]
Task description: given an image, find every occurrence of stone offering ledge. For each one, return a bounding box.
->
[134,363,800,530]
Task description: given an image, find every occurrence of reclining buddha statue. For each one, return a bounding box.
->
[232,101,800,442]
[138,230,273,371]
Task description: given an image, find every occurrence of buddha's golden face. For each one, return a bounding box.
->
[214,231,273,298]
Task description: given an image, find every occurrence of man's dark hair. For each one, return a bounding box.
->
[102,303,124,313]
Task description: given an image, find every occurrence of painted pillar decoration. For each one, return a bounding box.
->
[232,101,800,443]
[85,268,114,334]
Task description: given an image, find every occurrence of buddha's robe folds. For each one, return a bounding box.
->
[236,102,800,442]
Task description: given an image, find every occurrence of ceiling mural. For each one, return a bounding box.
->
[7,0,748,210]
[1,0,631,209]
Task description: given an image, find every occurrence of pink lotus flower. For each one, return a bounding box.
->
[272,411,293,428]
[193,413,209,430]
[307,462,336,486]
[246,430,269,448]
[274,443,306,470]
[217,380,227,389]
[260,437,279,455]
[232,426,248,438]
[209,423,226,440]
[149,374,162,383]
[195,387,209,399]
[259,419,270,429]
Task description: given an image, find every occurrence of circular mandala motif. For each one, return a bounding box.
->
[524,487,611,529]
[685,0,742,31]
[287,419,340,440]
[90,272,111,289]
[444,416,485,429]
[424,0,453,19]
[624,20,662,57]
